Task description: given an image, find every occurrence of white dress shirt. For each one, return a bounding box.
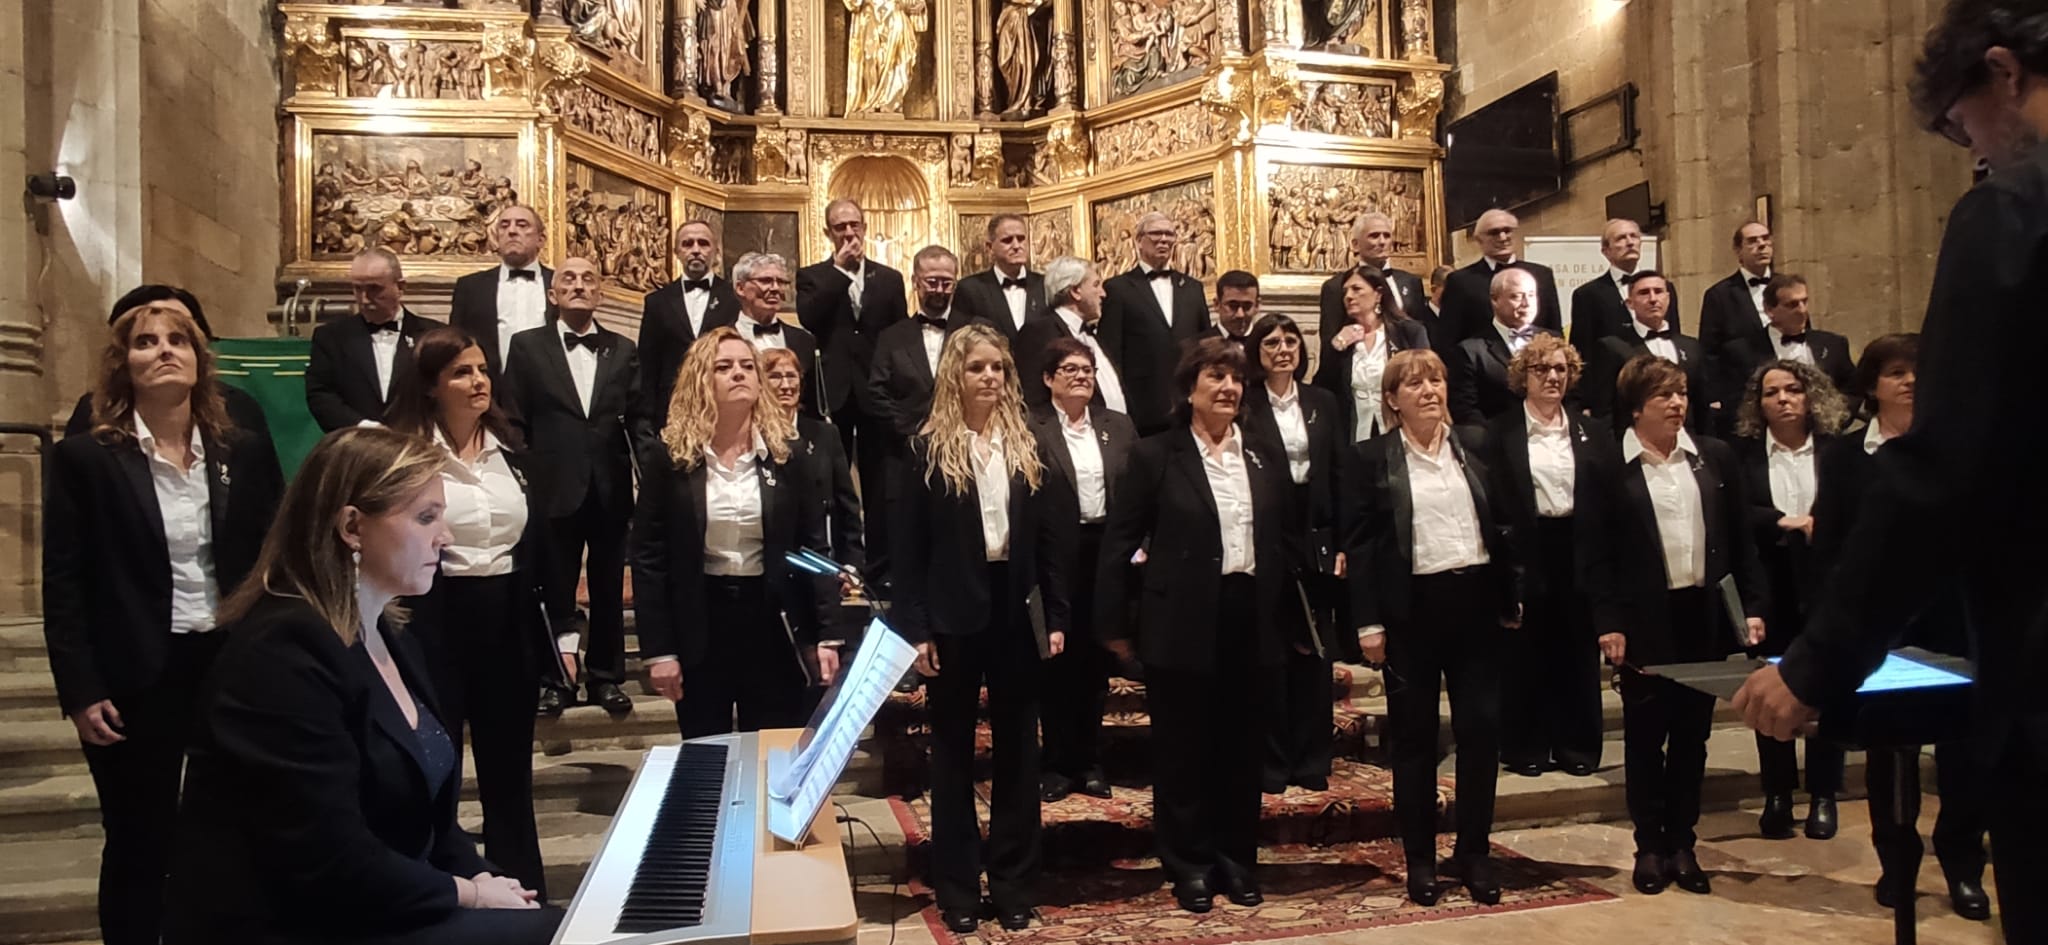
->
[1768,324,1815,366]
[1525,406,1576,517]
[703,435,769,577]
[1609,267,1636,301]
[995,266,1030,332]
[920,311,948,376]
[1060,409,1109,523]
[135,413,218,634]
[1195,426,1256,576]
[496,262,549,367]
[1347,329,1391,441]
[741,315,789,352]
[1632,317,1679,363]
[1622,427,1707,590]
[1743,267,1773,326]
[1269,380,1312,484]
[436,430,528,578]
[683,276,714,336]
[1402,427,1489,575]
[368,314,406,400]
[1863,420,1892,455]
[840,262,866,310]
[1139,263,1177,328]
[1766,432,1818,517]
[970,429,1012,560]
[1056,306,1128,413]
[559,320,600,415]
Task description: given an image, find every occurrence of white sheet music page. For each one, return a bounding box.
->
[768,617,916,843]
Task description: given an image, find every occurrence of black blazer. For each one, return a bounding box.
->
[628,442,831,668]
[1697,270,1771,359]
[737,319,826,418]
[448,264,555,379]
[1016,312,1113,410]
[793,414,865,570]
[1578,433,1769,666]
[1239,381,1342,537]
[1584,329,1712,433]
[1099,266,1212,433]
[888,434,1076,645]
[502,323,650,520]
[42,420,285,716]
[1718,329,1857,412]
[1440,259,1564,342]
[795,259,909,416]
[639,276,742,427]
[166,595,492,942]
[305,311,444,431]
[1450,326,1563,425]
[1310,317,1431,441]
[1338,426,1521,629]
[1029,403,1139,521]
[1096,426,1294,672]
[1569,271,1685,366]
[954,269,1049,344]
[1735,433,1837,656]
[867,313,984,442]
[1483,408,1619,598]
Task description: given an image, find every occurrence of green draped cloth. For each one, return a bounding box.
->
[212,337,319,477]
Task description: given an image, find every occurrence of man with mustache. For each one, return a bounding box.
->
[641,220,742,427]
[306,248,443,431]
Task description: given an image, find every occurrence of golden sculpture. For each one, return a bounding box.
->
[995,0,1046,115]
[844,0,928,114]
[700,0,755,105]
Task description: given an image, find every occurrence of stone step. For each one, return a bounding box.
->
[0,837,98,945]
[0,672,57,720]
[0,621,49,676]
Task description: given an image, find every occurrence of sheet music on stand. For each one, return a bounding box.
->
[766,615,917,844]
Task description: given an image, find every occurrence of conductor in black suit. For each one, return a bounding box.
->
[1569,218,1682,365]
[1099,210,1212,434]
[1585,271,1711,432]
[1718,274,1856,414]
[640,220,742,426]
[448,205,553,380]
[1317,212,1436,352]
[954,213,1048,344]
[728,252,823,417]
[1451,267,1562,425]
[1697,221,1776,366]
[306,248,445,431]
[1018,256,1126,412]
[1439,209,1564,341]
[503,258,650,716]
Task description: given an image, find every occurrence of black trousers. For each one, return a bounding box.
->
[841,411,892,583]
[1866,738,1989,888]
[1989,720,2048,943]
[549,484,631,684]
[1619,594,1717,856]
[927,563,1042,913]
[676,576,809,738]
[1149,575,1265,887]
[1500,516,1603,771]
[418,573,546,900]
[1042,523,1108,781]
[81,630,222,945]
[1263,645,1333,790]
[1385,568,1503,867]
[1756,733,1845,797]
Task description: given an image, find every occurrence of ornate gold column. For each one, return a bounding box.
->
[1050,0,1076,110]
[975,0,996,117]
[674,0,701,98]
[758,0,783,114]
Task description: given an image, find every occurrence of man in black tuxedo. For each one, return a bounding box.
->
[447,204,553,379]
[869,246,981,450]
[641,220,741,426]
[1440,209,1564,343]
[730,252,824,415]
[1318,212,1434,349]
[1570,218,1684,365]
[1698,221,1776,362]
[305,248,443,431]
[1099,210,1210,433]
[504,257,650,716]
[1019,255,1125,411]
[1452,268,1561,424]
[953,213,1048,345]
[1719,274,1856,405]
[1584,271,1709,432]
[797,199,909,579]
[1206,269,1261,348]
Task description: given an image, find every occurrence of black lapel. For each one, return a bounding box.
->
[686,462,710,537]
[590,326,630,417]
[1170,431,1220,523]
[1094,407,1128,503]
[471,272,502,366]
[759,452,784,555]
[1483,332,1512,381]
[1448,433,1498,539]
[1128,269,1170,328]
[1026,273,1048,322]
[1690,443,1722,552]
[114,442,170,559]
[359,635,433,795]
[1621,459,1665,578]
[202,430,232,545]
[345,318,383,402]
[1385,435,1414,563]
[1041,416,1078,492]
[537,330,583,417]
[1502,413,1535,510]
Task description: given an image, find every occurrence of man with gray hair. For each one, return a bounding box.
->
[450,203,553,378]
[1100,210,1210,433]
[305,247,444,430]
[1439,208,1563,343]
[1569,217,1682,367]
[1019,255,1125,410]
[1318,211,1432,349]
[1450,267,1562,424]
[732,251,823,415]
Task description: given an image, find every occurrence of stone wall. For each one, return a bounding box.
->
[1444,0,1972,349]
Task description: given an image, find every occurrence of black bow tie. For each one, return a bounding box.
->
[683,278,712,293]
[563,331,600,351]
[1000,276,1028,290]
[916,313,948,330]
[1779,331,1807,344]
[507,268,538,282]
[1079,320,1100,336]
[1642,327,1675,340]
[1747,275,1770,287]
[747,319,782,335]
[1146,269,1174,282]
[368,319,399,334]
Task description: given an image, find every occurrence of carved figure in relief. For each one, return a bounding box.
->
[949,134,975,185]
[996,0,1047,115]
[785,130,808,180]
[844,0,928,113]
[567,0,647,61]
[1170,0,1216,70]
[1400,0,1431,59]
[1320,0,1380,54]
[700,0,756,105]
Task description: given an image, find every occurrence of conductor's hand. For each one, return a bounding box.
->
[1047,631,1066,658]
[1733,662,1817,742]
[1598,632,1627,665]
[816,644,843,686]
[70,700,125,746]
[1745,617,1766,647]
[914,641,941,677]
[1358,632,1386,666]
[648,660,683,702]
[469,872,540,910]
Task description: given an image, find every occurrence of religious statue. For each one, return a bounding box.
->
[996,0,1046,116]
[566,0,646,61]
[699,0,755,106]
[844,0,928,114]
[1400,0,1432,59]
[1320,0,1380,54]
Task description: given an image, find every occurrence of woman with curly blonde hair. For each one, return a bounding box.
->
[1731,358,1847,842]
[630,326,830,737]
[893,322,1075,934]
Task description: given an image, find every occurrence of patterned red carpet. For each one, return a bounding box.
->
[887,758,1614,944]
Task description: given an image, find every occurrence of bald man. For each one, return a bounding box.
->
[1100,210,1212,433]
[1568,218,1684,365]
[1318,212,1444,357]
[1439,209,1563,345]
[450,204,555,379]
[641,219,742,426]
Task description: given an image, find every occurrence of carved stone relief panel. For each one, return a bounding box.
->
[310,134,521,260]
[1264,164,1425,272]
[957,213,994,273]
[344,36,487,99]
[1290,80,1393,138]
[547,85,664,162]
[563,157,673,295]
[1027,208,1073,268]
[565,0,652,67]
[708,134,754,184]
[1090,99,1226,173]
[722,211,804,275]
[1105,0,1217,100]
[1090,178,1216,279]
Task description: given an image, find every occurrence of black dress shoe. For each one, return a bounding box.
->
[1949,878,1991,921]
[1406,865,1441,906]
[996,907,1034,930]
[1296,774,1330,793]
[1669,848,1711,894]
[1172,877,1214,913]
[590,681,633,714]
[1804,795,1838,840]
[1040,773,1075,803]
[1758,793,1796,839]
[536,685,567,716]
[1459,855,1502,905]
[1874,874,1903,910]
[1504,761,1546,778]
[1560,761,1596,777]
[1210,870,1263,907]
[940,909,979,934]
[1076,774,1113,799]
[1632,852,1668,895]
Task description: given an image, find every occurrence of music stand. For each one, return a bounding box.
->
[1651,648,1974,945]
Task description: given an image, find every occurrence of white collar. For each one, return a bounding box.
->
[1631,317,1668,339]
[1863,420,1890,455]
[1741,266,1773,282]
[1622,427,1697,464]
[995,264,1029,282]
[1609,266,1637,284]
[742,313,779,330]
[703,431,770,469]
[500,261,543,281]
[1191,422,1242,456]
[1139,261,1171,277]
[132,410,205,463]
[921,306,952,327]
[1768,323,1809,345]
[1398,424,1455,462]
[1494,319,1530,347]
[1269,379,1299,410]
[1059,406,1093,433]
[1766,431,1814,457]
[1487,256,1517,270]
[433,425,502,460]
[1524,404,1567,435]
[561,317,599,338]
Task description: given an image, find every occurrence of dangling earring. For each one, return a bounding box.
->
[351,548,362,593]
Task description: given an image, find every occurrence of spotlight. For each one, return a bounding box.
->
[27,173,76,201]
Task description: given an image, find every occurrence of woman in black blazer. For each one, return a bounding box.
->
[630,326,832,735]
[1028,337,1137,803]
[1581,354,1767,898]
[1341,348,1520,907]
[43,297,283,945]
[1313,267,1431,443]
[1240,314,1348,793]
[763,346,865,572]
[1100,338,1292,914]
[168,427,560,945]
[1484,334,1616,780]
[893,323,1074,934]
[1813,334,1989,920]
[1730,358,1850,841]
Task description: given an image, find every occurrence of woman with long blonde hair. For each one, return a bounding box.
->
[894,322,1075,934]
[630,326,830,736]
